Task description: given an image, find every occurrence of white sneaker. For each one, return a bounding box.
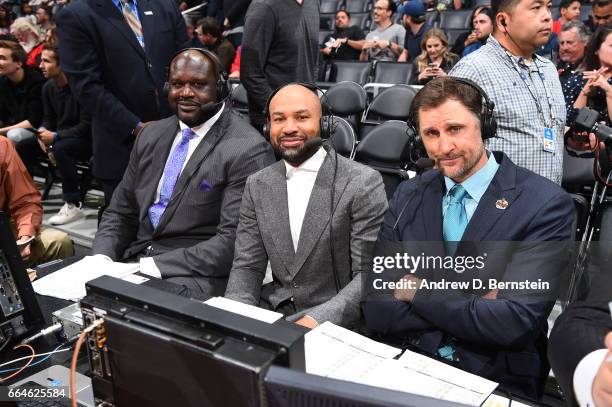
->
[49,202,85,225]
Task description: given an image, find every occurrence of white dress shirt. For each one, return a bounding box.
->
[285,147,327,251]
[574,348,609,407]
[140,104,225,278]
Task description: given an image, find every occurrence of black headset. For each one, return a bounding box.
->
[164,47,230,102]
[263,82,335,140]
[406,77,498,161]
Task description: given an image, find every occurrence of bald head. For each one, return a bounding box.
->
[269,84,322,120]
[170,50,219,80]
[268,84,323,166]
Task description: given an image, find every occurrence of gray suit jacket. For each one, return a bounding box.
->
[225,148,388,327]
[92,107,275,296]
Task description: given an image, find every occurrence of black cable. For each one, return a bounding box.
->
[0,331,14,354]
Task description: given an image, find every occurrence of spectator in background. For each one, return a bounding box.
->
[588,0,612,31]
[35,5,53,32]
[435,0,471,11]
[240,0,319,132]
[0,40,43,145]
[451,0,567,185]
[19,2,36,26]
[451,5,490,56]
[196,17,235,73]
[0,4,14,35]
[10,17,43,67]
[462,7,494,56]
[410,28,458,84]
[563,25,612,128]
[558,20,589,87]
[184,15,203,48]
[360,0,405,62]
[398,0,429,63]
[223,0,250,47]
[57,0,188,204]
[16,42,92,225]
[553,0,581,34]
[321,10,365,61]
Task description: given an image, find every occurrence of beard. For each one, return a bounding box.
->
[272,137,321,166]
[437,147,485,181]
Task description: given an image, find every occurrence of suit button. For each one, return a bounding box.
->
[292,283,299,288]
[148,63,153,68]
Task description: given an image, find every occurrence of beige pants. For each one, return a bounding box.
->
[26,228,74,267]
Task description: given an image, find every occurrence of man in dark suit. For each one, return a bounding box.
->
[362,77,574,399]
[225,84,387,328]
[92,49,275,296]
[56,0,189,203]
[550,301,612,407]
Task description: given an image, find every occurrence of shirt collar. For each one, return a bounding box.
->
[285,146,327,178]
[488,35,545,66]
[444,151,499,204]
[178,103,225,138]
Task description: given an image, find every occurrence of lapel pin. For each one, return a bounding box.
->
[495,199,509,210]
[144,11,153,15]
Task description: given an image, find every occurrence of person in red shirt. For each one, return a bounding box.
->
[0,136,73,266]
[10,17,43,67]
[553,0,582,34]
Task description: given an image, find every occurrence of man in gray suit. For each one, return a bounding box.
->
[225,84,387,328]
[92,49,275,296]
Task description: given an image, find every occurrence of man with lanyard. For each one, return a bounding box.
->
[451,0,566,184]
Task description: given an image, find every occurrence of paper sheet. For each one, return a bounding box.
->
[204,297,283,323]
[305,322,498,406]
[32,256,139,301]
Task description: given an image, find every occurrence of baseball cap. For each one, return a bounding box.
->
[399,1,426,17]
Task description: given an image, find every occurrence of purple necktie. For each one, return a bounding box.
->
[148,128,197,228]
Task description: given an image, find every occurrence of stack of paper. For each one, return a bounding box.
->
[305,322,498,406]
[33,256,139,301]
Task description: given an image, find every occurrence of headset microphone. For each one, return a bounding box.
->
[415,157,435,169]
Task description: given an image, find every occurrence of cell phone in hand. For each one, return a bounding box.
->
[427,63,437,69]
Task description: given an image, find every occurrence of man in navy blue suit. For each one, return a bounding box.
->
[57,0,188,203]
[363,77,574,400]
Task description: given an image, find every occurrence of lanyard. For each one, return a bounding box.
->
[502,48,557,128]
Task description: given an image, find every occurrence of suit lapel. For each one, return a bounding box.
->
[95,0,146,59]
[144,117,179,210]
[292,152,347,277]
[422,175,444,241]
[155,111,227,232]
[261,162,296,272]
[462,153,521,241]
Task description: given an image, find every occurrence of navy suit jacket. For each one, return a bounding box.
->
[57,0,188,180]
[363,152,574,399]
